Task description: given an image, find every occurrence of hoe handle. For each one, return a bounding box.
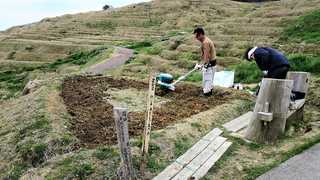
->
[172,68,197,85]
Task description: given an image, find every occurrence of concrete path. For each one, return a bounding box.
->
[86,47,134,74]
[257,143,320,180]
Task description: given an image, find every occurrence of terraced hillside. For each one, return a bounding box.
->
[1,0,319,67]
[0,0,320,179]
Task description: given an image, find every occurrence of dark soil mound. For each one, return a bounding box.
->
[61,76,250,148]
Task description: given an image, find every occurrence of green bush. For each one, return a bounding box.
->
[288,54,320,74]
[178,52,199,61]
[0,70,29,92]
[125,40,153,51]
[143,45,163,55]
[233,62,262,83]
[46,47,107,69]
[282,9,320,44]
[0,47,107,99]
[185,71,202,82]
[0,68,32,99]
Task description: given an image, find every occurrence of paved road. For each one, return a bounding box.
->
[86,47,134,74]
[257,143,320,180]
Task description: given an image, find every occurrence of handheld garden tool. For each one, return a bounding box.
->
[157,66,199,91]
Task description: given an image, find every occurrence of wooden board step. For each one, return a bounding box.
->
[223,111,253,133]
[172,137,228,179]
[153,128,232,180]
[287,99,305,118]
[192,141,232,179]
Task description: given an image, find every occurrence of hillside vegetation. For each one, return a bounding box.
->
[0,0,320,179]
[1,0,320,66]
[282,9,320,44]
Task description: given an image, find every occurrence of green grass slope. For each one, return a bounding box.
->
[282,9,320,44]
[0,0,320,179]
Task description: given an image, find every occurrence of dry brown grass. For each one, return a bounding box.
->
[0,0,319,66]
[0,0,320,178]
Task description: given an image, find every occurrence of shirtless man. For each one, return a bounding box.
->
[194,27,217,96]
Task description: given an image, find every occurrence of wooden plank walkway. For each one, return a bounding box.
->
[153,128,232,180]
[223,111,253,133]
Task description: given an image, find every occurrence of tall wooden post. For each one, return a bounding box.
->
[114,107,135,180]
[141,74,156,172]
[245,78,293,143]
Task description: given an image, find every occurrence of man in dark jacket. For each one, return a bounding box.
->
[244,47,290,79]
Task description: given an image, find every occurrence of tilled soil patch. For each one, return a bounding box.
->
[62,76,251,148]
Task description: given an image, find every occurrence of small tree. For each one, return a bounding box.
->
[103,4,110,10]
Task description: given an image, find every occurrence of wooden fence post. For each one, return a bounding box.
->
[245,78,293,143]
[140,74,156,172]
[114,107,136,180]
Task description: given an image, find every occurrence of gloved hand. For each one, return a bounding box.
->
[262,71,268,78]
[194,63,203,70]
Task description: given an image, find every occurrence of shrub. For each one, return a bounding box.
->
[46,47,107,69]
[282,9,320,44]
[125,40,152,51]
[178,52,199,61]
[232,62,262,83]
[185,71,202,82]
[0,70,29,99]
[175,60,196,69]
[288,54,320,74]
[143,45,163,55]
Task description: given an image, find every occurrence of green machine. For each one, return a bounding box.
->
[157,67,197,91]
[157,73,174,90]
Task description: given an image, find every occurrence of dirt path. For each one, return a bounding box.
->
[86,47,134,74]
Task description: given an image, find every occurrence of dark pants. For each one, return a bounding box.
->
[255,66,290,96]
[266,66,290,79]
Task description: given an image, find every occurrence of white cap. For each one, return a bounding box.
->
[248,46,258,59]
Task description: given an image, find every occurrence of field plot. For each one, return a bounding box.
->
[62,76,250,148]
